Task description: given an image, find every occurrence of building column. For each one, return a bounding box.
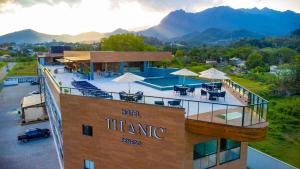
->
[143,61,149,73]
[120,62,124,75]
[80,63,83,73]
[90,62,94,80]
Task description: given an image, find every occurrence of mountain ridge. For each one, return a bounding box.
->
[140,6,300,39]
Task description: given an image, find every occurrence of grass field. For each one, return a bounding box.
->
[230,75,300,168]
[0,62,7,70]
[7,61,37,77]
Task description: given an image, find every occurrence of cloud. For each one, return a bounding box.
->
[110,0,224,12]
[0,0,82,7]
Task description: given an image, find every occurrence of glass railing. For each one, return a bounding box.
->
[39,65,268,127]
[223,79,268,105]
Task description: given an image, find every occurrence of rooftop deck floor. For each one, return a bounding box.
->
[46,66,268,126]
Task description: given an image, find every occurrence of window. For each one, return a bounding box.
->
[220,139,241,164]
[193,139,217,169]
[82,125,93,136]
[84,160,94,169]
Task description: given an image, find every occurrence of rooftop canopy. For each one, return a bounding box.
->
[22,94,45,108]
[63,51,172,63]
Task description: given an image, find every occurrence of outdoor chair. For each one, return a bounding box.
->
[218,91,226,101]
[173,85,180,95]
[134,91,144,101]
[214,82,222,90]
[187,87,195,95]
[119,91,127,101]
[168,100,181,107]
[200,89,207,99]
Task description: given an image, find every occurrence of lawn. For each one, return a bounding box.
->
[228,75,272,97]
[231,75,300,168]
[250,96,300,168]
[7,61,37,77]
[0,62,7,70]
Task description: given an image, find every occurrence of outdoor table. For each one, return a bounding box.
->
[178,86,188,95]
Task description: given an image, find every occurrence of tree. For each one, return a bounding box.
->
[100,34,156,51]
[246,52,265,70]
[175,50,185,57]
[276,47,298,64]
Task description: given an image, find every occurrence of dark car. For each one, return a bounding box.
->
[30,81,39,85]
[18,128,50,142]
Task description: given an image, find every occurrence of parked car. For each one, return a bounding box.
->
[29,90,41,95]
[18,128,50,143]
[30,81,39,85]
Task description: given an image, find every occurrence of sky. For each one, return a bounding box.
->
[0,0,299,36]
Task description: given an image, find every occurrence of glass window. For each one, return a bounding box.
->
[82,125,93,136]
[84,160,94,169]
[220,139,241,164]
[193,139,217,169]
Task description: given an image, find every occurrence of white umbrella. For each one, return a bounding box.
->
[171,68,198,85]
[200,68,226,76]
[199,68,229,80]
[112,73,145,93]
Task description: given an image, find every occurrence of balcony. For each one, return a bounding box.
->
[40,64,268,141]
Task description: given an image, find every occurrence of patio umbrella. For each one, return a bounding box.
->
[199,68,229,80]
[171,68,198,85]
[112,73,145,93]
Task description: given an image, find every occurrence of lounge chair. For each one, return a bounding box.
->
[168,100,181,107]
[154,101,164,106]
[200,89,207,99]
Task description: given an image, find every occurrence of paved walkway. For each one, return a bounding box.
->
[0,83,60,169]
[0,62,15,80]
[247,147,298,169]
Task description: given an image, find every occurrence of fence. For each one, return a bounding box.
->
[5,76,38,83]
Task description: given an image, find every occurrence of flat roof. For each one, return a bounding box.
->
[22,94,45,108]
[63,51,172,63]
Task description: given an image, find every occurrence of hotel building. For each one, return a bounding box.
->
[38,51,268,169]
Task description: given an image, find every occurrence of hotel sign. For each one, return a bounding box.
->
[105,109,167,145]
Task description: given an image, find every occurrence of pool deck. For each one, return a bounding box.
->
[43,65,265,127]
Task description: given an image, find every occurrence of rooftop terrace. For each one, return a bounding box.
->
[41,65,268,129]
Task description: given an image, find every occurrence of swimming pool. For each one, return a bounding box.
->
[138,76,207,90]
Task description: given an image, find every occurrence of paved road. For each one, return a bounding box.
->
[247,147,298,169]
[0,83,60,169]
[0,62,15,80]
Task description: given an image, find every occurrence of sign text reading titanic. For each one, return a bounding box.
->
[105,109,167,140]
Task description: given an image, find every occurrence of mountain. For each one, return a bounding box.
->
[172,28,264,45]
[140,6,300,39]
[0,29,105,44]
[104,28,130,37]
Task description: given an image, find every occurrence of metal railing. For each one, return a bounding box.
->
[39,65,268,127]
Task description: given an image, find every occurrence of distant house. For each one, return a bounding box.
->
[0,54,12,61]
[229,57,243,66]
[206,60,218,65]
[269,65,278,74]
[20,94,48,124]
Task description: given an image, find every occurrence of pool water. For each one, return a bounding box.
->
[138,76,207,90]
